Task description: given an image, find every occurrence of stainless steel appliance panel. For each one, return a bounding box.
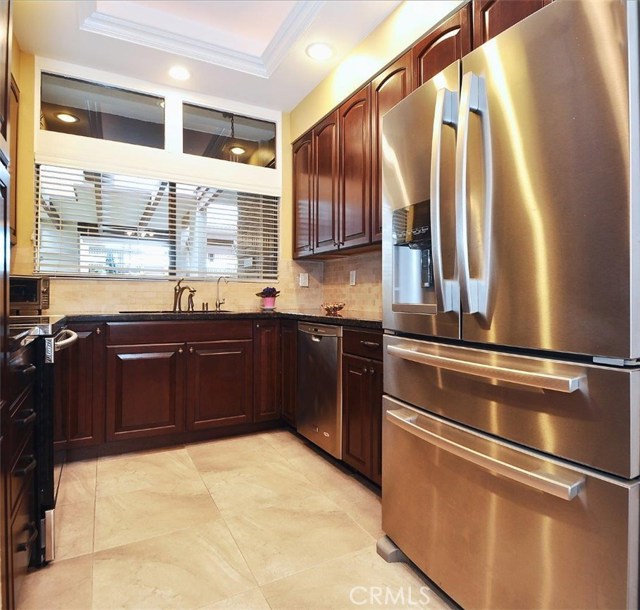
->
[384,334,640,478]
[296,322,343,459]
[382,61,460,340]
[382,397,640,610]
[457,0,638,358]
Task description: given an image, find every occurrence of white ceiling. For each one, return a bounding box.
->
[13,0,402,111]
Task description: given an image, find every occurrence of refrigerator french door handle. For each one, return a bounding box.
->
[430,87,458,313]
[455,72,493,316]
[386,344,583,393]
[386,407,585,501]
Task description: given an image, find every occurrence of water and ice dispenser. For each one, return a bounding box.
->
[391,201,436,313]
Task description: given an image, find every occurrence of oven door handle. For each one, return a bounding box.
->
[386,407,585,501]
[386,344,582,393]
[54,329,78,352]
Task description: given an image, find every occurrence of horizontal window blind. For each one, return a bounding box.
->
[34,164,279,281]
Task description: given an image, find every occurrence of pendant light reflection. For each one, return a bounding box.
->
[227,113,246,158]
[56,112,79,123]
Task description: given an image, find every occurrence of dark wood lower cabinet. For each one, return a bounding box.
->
[186,339,253,430]
[54,323,105,449]
[253,320,281,423]
[106,343,185,441]
[280,320,297,426]
[370,359,383,486]
[342,329,383,485]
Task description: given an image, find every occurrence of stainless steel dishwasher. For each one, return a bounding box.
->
[296,322,343,459]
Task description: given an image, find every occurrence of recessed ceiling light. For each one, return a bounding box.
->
[169,66,190,81]
[306,42,333,61]
[230,146,246,155]
[56,112,79,123]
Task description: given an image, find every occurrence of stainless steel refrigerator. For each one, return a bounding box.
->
[380,1,640,608]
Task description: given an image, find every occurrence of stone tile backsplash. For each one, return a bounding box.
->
[48,252,382,317]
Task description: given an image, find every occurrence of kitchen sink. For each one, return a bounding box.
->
[118,310,232,314]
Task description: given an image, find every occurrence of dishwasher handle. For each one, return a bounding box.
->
[298,322,342,338]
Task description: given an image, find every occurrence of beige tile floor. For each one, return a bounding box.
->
[18,430,456,610]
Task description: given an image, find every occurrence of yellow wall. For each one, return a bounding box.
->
[11,49,35,275]
[290,0,465,142]
[7,1,466,316]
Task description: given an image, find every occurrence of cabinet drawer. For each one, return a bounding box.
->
[8,387,35,462]
[106,320,253,345]
[9,433,36,516]
[382,398,639,610]
[343,328,383,360]
[10,474,36,607]
[5,342,36,408]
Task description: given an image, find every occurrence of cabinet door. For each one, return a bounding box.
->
[472,0,551,47]
[54,323,105,449]
[253,320,281,422]
[370,359,383,486]
[413,4,472,87]
[186,339,253,430]
[339,84,371,249]
[106,343,185,441]
[313,111,339,254]
[342,353,374,478]
[292,132,314,258]
[371,51,413,243]
[280,320,297,426]
[0,0,9,142]
[8,74,17,246]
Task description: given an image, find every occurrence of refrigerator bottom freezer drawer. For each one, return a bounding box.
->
[382,396,639,610]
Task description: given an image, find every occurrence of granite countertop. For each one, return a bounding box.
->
[63,309,382,330]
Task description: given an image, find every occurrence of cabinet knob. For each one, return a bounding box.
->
[96,327,101,335]
[370,367,375,375]
[189,346,194,354]
[362,366,368,373]
[178,347,184,354]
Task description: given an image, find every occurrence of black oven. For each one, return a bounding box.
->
[8,316,77,566]
[34,326,77,565]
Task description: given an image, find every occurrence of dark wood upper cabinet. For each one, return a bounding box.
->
[339,84,371,249]
[186,339,253,430]
[253,320,281,423]
[371,51,413,243]
[0,0,10,144]
[8,74,16,245]
[280,319,297,426]
[313,111,339,254]
[472,0,551,47]
[106,343,186,441]
[292,132,313,258]
[413,4,472,88]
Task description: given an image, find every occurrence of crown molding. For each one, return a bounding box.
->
[262,1,325,75]
[79,0,325,79]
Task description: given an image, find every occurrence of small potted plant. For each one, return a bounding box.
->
[256,286,280,310]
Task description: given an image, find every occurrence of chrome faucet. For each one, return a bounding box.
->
[173,278,196,312]
[215,276,229,312]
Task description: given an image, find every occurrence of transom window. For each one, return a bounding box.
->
[40,73,165,149]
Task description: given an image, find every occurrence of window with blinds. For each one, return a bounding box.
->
[34,164,279,280]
